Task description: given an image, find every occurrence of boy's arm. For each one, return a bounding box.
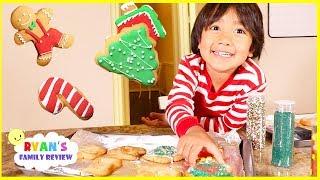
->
[165,56,200,137]
[218,83,267,133]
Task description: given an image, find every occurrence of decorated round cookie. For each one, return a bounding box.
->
[96,24,158,86]
[142,145,184,164]
[187,157,232,177]
[116,3,166,41]
[11,6,74,66]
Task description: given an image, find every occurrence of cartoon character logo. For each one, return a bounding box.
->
[8,128,25,145]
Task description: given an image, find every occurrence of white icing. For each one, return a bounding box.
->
[40,9,53,20]
[16,33,27,44]
[41,77,59,106]
[66,88,77,103]
[19,13,32,26]
[99,31,156,83]
[53,97,63,114]
[74,97,84,112]
[58,80,68,95]
[58,35,68,48]
[120,2,136,14]
[117,10,166,38]
[81,103,91,117]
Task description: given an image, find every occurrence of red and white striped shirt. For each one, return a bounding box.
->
[166,54,266,137]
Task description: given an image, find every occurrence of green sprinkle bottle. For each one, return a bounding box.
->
[271,100,295,168]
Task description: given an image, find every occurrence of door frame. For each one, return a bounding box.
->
[110,4,130,125]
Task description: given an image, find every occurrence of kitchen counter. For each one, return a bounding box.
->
[2,125,311,176]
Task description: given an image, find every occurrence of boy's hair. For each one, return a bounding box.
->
[191,3,264,59]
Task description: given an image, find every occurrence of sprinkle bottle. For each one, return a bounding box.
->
[271,100,295,168]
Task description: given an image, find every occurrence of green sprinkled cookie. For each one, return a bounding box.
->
[96,24,158,86]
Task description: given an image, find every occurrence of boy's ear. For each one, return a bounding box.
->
[248,52,253,58]
[248,46,254,58]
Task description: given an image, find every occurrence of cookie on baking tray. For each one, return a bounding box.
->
[106,146,146,160]
[135,162,183,176]
[83,156,122,176]
[142,145,184,164]
[185,156,232,177]
[77,144,107,160]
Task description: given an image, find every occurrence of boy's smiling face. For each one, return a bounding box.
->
[198,7,253,74]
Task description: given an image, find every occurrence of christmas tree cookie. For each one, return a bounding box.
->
[96,24,158,86]
[116,2,166,41]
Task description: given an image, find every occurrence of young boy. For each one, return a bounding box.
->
[166,3,266,165]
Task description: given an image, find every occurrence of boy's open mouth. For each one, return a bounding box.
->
[212,51,234,58]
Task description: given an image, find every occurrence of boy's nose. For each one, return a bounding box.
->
[217,33,232,46]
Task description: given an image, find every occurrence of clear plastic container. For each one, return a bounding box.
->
[246,92,266,150]
[271,100,295,168]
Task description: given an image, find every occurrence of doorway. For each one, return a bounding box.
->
[129,3,178,125]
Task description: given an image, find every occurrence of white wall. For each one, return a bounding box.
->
[258,4,316,114]
[2,4,114,132]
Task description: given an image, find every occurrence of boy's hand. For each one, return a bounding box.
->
[141,112,169,127]
[177,125,225,165]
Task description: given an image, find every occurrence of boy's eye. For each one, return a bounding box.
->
[210,25,219,31]
[236,28,246,34]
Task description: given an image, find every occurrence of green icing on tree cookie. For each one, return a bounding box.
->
[96,26,158,86]
[115,5,166,38]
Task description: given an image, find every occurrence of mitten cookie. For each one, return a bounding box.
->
[38,77,94,120]
[83,156,122,176]
[77,144,107,160]
[96,24,159,86]
[11,6,74,66]
[106,146,146,160]
[116,2,166,41]
[142,145,184,164]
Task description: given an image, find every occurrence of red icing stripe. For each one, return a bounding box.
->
[117,14,159,41]
[39,77,54,100]
[84,105,94,119]
[45,78,64,112]
[69,92,82,108]
[75,99,88,117]
[61,82,73,99]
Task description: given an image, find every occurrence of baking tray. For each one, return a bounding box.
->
[16,131,255,176]
[266,113,315,148]
[266,127,311,148]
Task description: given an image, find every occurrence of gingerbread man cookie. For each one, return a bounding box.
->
[96,24,159,86]
[116,2,166,41]
[11,6,74,66]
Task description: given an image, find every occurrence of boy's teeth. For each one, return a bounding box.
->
[214,51,232,57]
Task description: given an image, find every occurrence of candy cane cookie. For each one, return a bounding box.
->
[38,77,94,120]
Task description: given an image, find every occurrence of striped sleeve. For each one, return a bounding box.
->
[165,56,200,137]
[219,60,267,133]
